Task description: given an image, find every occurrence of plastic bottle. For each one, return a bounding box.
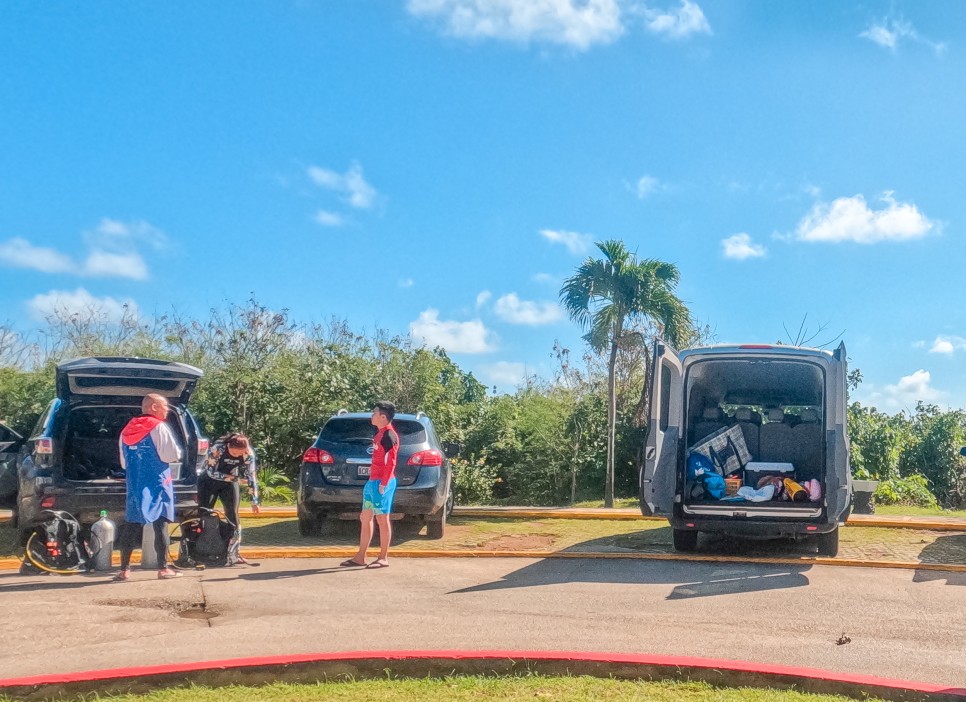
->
[90,510,116,571]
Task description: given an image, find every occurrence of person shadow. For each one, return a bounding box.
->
[452,527,814,600]
[913,532,966,586]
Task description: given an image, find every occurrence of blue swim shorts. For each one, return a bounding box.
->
[362,478,397,516]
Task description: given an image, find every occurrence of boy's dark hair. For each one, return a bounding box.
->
[372,401,396,421]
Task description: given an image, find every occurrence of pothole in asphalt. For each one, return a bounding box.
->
[95,598,221,619]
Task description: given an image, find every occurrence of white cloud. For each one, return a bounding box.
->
[928,336,966,355]
[860,17,945,54]
[883,370,943,406]
[409,309,497,353]
[540,228,593,255]
[0,238,75,273]
[634,174,661,198]
[308,162,377,209]
[795,193,934,244]
[314,210,345,227]
[0,218,162,281]
[399,278,415,289]
[480,361,527,387]
[533,272,557,285]
[407,0,624,51]
[494,293,564,325]
[81,251,149,280]
[475,290,492,308]
[86,218,168,251]
[721,233,766,260]
[27,288,137,324]
[641,0,711,39]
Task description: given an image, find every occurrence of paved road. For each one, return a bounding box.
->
[1,557,963,687]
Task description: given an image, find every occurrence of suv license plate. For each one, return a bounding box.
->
[357,465,371,477]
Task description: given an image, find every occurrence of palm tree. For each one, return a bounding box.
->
[560,240,692,507]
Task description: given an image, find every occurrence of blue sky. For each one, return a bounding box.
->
[1,1,964,411]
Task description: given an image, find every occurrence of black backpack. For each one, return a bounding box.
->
[175,509,234,567]
[22,510,92,574]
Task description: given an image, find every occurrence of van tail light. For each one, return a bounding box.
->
[197,438,210,455]
[36,438,53,455]
[41,497,56,508]
[407,449,443,467]
[303,447,334,464]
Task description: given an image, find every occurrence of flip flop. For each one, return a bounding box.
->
[366,561,389,569]
[112,570,131,582]
[339,559,366,567]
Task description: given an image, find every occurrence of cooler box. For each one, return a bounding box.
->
[744,461,794,486]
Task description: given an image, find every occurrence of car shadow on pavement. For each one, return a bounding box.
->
[0,571,113,592]
[914,533,966,586]
[452,557,811,600]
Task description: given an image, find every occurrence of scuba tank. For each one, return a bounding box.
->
[90,510,116,571]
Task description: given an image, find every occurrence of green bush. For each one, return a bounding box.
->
[873,474,938,508]
[256,466,295,504]
[451,457,498,505]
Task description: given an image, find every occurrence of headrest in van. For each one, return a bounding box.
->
[767,408,785,423]
[734,407,754,422]
[703,407,722,420]
[799,408,819,423]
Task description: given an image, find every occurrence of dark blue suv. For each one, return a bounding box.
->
[297,411,458,539]
[14,357,208,543]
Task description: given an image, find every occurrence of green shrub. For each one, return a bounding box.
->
[256,466,295,504]
[873,474,938,508]
[451,457,498,505]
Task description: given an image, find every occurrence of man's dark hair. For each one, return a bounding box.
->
[372,401,396,421]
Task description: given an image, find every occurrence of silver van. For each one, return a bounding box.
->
[641,342,851,557]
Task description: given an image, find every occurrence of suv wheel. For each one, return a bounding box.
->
[298,515,323,537]
[445,489,455,518]
[816,527,839,557]
[426,509,446,540]
[672,528,698,552]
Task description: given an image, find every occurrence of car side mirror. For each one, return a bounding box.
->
[443,442,462,459]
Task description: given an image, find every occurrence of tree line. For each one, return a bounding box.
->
[2,240,965,509]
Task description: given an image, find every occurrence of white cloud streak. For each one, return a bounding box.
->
[641,0,711,39]
[795,193,933,244]
[475,290,492,308]
[540,228,593,255]
[0,218,161,281]
[721,233,766,260]
[480,361,527,387]
[308,162,377,209]
[27,288,137,324]
[406,0,625,50]
[860,17,945,54]
[493,293,564,325]
[929,336,966,355]
[409,309,497,353]
[314,210,345,227]
[634,174,661,198]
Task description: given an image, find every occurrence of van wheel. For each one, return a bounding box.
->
[672,528,698,552]
[426,510,446,540]
[816,528,839,557]
[298,515,323,538]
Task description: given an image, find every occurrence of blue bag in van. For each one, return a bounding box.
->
[687,453,726,500]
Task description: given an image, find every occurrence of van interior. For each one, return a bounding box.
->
[61,406,185,482]
[685,359,825,509]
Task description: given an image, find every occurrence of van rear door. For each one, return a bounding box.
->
[826,342,851,520]
[641,342,683,517]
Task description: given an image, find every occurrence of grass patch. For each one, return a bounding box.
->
[571,498,639,509]
[873,505,966,519]
[0,675,888,702]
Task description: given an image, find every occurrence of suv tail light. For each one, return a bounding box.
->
[407,449,443,466]
[303,447,334,464]
[41,497,56,508]
[197,438,210,455]
[36,438,53,455]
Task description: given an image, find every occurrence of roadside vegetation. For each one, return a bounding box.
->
[2,240,966,512]
[0,676,891,702]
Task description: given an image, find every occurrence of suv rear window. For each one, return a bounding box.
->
[318,418,427,446]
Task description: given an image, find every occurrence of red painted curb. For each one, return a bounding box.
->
[0,650,963,701]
